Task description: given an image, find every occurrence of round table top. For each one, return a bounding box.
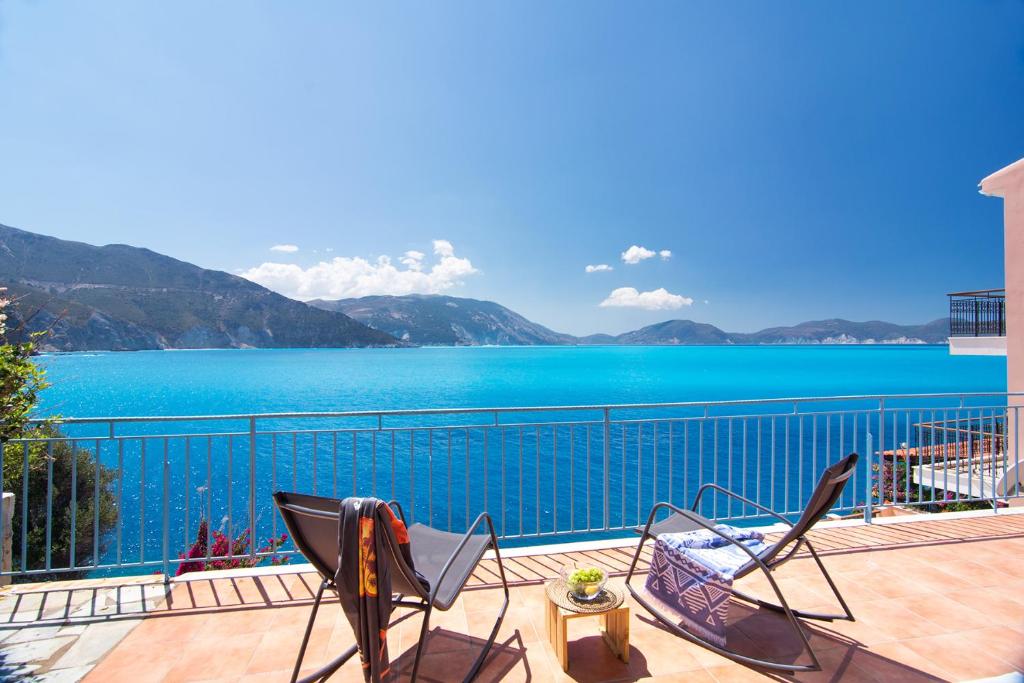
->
[546,579,626,613]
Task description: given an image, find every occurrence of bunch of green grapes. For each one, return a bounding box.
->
[568,567,604,584]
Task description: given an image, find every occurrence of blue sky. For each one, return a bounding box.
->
[1,2,1022,335]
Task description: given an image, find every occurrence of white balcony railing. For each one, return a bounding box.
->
[5,392,1022,580]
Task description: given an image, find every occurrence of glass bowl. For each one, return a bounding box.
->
[560,563,607,601]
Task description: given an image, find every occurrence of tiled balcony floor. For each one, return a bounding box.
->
[4,511,1024,682]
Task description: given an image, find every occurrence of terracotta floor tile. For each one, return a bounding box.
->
[162,631,263,682]
[857,640,954,681]
[702,663,775,681]
[84,641,183,682]
[858,569,936,600]
[899,630,1021,680]
[945,587,1024,629]
[120,612,206,644]
[192,605,277,639]
[892,594,995,633]
[246,625,333,674]
[952,626,1024,671]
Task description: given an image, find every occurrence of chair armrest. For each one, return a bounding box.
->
[428,512,498,606]
[387,500,408,526]
[692,483,793,528]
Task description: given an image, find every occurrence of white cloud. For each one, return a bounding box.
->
[433,239,455,257]
[400,250,425,271]
[270,244,299,253]
[621,245,656,264]
[599,287,694,311]
[585,264,613,273]
[620,245,674,264]
[241,240,478,300]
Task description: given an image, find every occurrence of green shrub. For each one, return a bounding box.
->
[2,426,118,578]
[0,291,118,580]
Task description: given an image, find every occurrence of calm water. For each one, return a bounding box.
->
[37,345,1006,418]
[30,346,1008,572]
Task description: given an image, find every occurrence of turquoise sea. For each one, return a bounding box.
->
[37,345,1007,418]
[28,345,1008,572]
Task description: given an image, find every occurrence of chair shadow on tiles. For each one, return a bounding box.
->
[637,601,947,682]
[388,628,531,683]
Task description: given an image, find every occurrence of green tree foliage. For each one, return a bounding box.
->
[0,290,118,579]
[2,426,119,576]
[0,290,48,442]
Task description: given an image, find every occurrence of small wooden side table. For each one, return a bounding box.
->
[544,580,629,673]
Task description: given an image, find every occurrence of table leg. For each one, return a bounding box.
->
[600,608,630,664]
[557,611,568,672]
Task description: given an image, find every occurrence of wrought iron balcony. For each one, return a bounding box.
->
[948,289,1005,337]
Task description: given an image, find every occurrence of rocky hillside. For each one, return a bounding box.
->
[733,318,948,345]
[609,319,733,345]
[579,317,947,345]
[310,294,577,345]
[0,224,398,351]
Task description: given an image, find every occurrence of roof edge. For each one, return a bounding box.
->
[980,156,1024,197]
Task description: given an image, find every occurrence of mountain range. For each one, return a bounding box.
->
[319,296,947,346]
[310,295,576,345]
[0,224,397,350]
[0,223,949,350]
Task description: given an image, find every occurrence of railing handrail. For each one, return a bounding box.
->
[29,391,1024,426]
[947,289,1005,298]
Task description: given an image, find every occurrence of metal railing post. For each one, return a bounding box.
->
[162,439,170,582]
[863,433,873,524]
[249,416,258,563]
[603,408,611,531]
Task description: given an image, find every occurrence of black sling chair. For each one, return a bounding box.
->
[273,491,510,683]
[624,453,858,673]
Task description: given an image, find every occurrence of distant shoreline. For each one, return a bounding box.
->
[37,342,952,355]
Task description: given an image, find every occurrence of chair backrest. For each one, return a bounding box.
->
[273,491,428,597]
[762,452,859,564]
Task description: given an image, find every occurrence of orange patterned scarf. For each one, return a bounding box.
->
[337,498,418,682]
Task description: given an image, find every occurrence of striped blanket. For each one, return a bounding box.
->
[644,525,771,647]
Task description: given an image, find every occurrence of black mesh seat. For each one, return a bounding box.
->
[625,453,859,674]
[408,523,491,610]
[274,492,509,683]
[641,511,706,537]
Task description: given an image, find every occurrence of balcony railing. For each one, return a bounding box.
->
[4,392,1023,580]
[948,289,1005,337]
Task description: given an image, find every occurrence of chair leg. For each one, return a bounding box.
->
[290,581,327,683]
[292,581,359,683]
[805,540,855,621]
[630,585,821,673]
[731,540,855,623]
[461,536,511,682]
[410,530,511,682]
[409,603,433,683]
[626,530,822,672]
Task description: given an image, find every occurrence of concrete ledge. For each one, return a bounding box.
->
[168,505,1024,580]
[949,336,1006,356]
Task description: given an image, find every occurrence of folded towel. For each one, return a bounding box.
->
[645,526,772,647]
[661,524,765,550]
